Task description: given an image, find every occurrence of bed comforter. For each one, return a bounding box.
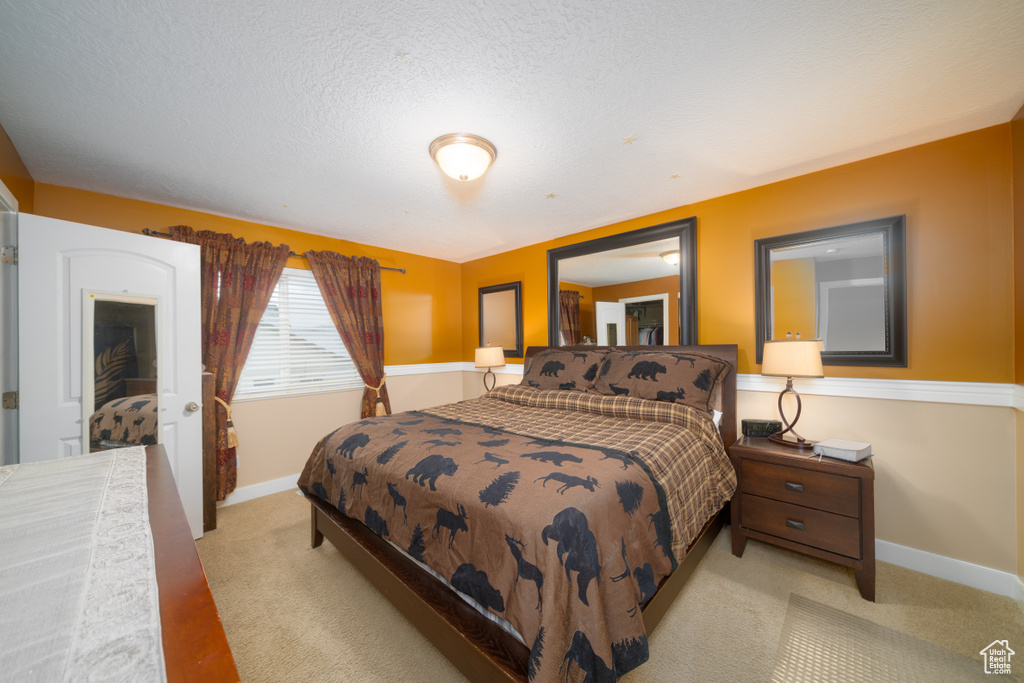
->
[89,393,159,447]
[297,385,736,682]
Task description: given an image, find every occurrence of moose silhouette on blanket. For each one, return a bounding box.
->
[298,389,732,682]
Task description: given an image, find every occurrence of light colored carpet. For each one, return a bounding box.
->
[772,594,1005,681]
[196,489,1024,682]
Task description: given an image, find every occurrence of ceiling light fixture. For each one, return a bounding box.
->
[661,250,680,265]
[429,133,497,181]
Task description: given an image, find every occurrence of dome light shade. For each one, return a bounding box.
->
[429,133,497,181]
[661,250,680,265]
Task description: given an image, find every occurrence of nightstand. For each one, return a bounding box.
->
[729,436,875,601]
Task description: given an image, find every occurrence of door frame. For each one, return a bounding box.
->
[0,179,17,465]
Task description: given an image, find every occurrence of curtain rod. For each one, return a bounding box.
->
[141,228,406,273]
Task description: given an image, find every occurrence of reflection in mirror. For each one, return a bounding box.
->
[771,233,885,351]
[479,282,523,358]
[83,294,159,452]
[755,215,906,366]
[561,239,678,346]
[547,218,697,347]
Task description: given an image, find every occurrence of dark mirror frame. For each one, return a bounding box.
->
[755,215,907,367]
[547,217,698,346]
[479,281,523,358]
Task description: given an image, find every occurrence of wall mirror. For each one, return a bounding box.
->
[547,217,697,347]
[755,215,907,366]
[82,292,161,452]
[479,281,523,358]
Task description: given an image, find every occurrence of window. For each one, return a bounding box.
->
[235,268,362,400]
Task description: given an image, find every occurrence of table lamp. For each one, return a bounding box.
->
[475,346,505,391]
[760,333,824,449]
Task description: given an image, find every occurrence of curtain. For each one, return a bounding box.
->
[559,289,582,345]
[169,225,290,500]
[305,251,391,418]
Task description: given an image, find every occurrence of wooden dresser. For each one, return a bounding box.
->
[729,436,875,600]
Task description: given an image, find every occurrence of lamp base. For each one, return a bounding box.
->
[482,369,496,392]
[767,433,817,450]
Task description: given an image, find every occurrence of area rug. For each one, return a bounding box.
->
[772,594,1014,681]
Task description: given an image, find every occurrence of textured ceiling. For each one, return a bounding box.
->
[0,1,1022,262]
[560,237,678,287]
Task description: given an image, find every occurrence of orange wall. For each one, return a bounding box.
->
[31,183,463,365]
[771,258,817,341]
[0,120,34,212]
[592,275,681,345]
[462,124,1015,381]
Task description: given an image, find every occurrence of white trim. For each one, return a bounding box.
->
[384,362,467,376]
[1013,384,1024,411]
[218,473,299,507]
[738,373,1022,408]
[876,540,1018,598]
[386,361,525,376]
[1015,576,1024,611]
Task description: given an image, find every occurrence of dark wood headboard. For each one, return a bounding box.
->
[524,345,739,449]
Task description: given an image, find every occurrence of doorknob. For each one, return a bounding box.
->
[185,402,200,413]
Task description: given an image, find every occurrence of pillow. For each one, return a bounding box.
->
[593,350,731,413]
[521,349,607,391]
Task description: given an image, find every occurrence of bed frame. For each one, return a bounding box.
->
[146,445,239,682]
[306,344,738,682]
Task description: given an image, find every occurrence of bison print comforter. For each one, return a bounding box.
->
[297,385,736,682]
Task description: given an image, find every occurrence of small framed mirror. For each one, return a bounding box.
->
[83,292,161,452]
[755,215,907,366]
[479,281,523,358]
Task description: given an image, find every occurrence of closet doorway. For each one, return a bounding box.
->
[620,293,670,346]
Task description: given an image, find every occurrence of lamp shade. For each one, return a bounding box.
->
[475,346,505,368]
[430,133,497,181]
[761,338,824,378]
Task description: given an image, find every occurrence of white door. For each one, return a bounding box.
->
[595,302,626,346]
[18,214,204,538]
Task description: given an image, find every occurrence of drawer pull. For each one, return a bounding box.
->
[785,482,804,492]
[786,519,805,530]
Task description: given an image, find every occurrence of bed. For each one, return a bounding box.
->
[0,444,238,682]
[299,344,738,682]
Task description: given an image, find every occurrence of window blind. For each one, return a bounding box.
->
[234,268,363,400]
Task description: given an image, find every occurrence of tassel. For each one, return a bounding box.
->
[214,396,240,448]
[364,374,388,418]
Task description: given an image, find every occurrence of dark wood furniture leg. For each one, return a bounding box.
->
[311,504,324,548]
[731,528,748,557]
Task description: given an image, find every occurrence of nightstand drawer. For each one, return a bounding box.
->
[740,493,861,558]
[741,459,860,517]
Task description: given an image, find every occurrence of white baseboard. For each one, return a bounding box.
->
[876,539,1018,598]
[218,472,300,507]
[1015,576,1024,613]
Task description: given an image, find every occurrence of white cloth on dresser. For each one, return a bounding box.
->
[0,447,166,682]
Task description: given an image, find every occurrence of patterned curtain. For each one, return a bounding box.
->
[559,290,582,345]
[305,251,391,418]
[169,225,290,500]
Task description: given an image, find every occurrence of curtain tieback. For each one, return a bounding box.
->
[364,375,388,417]
[213,396,240,448]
